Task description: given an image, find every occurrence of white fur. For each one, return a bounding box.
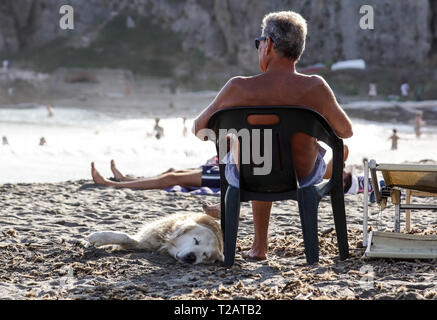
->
[88,213,224,265]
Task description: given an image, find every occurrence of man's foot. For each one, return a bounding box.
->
[110,160,125,181]
[91,162,112,186]
[241,249,267,261]
[202,203,220,219]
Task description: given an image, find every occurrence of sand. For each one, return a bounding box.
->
[0,180,436,300]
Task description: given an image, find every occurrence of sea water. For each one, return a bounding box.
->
[0,105,216,183]
[1,105,436,183]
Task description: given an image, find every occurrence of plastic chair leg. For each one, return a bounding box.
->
[330,186,349,260]
[224,186,241,267]
[219,164,228,239]
[297,187,321,265]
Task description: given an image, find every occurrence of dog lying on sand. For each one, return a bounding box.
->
[88,213,224,265]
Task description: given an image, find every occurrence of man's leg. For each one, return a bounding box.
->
[323,145,349,179]
[110,160,136,181]
[244,200,272,260]
[92,162,202,190]
[110,160,195,182]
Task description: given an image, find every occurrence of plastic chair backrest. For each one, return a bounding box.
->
[207,106,343,194]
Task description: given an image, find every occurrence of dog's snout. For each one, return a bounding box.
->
[183,252,196,264]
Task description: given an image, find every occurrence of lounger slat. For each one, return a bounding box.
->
[400,204,437,210]
[376,164,437,172]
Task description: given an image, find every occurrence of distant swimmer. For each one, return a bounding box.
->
[388,128,400,150]
[39,137,47,146]
[46,104,54,117]
[2,136,8,145]
[153,117,164,140]
[413,112,425,138]
[182,117,188,137]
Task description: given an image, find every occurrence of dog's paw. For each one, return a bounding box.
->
[87,232,106,247]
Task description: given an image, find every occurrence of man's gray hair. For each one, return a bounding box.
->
[261,11,307,61]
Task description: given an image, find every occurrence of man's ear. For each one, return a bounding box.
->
[265,37,275,55]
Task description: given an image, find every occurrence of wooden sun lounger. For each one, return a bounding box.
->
[365,231,437,259]
[405,190,437,232]
[362,160,437,247]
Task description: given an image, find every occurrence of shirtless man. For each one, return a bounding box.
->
[193,11,353,261]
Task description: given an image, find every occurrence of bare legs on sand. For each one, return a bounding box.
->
[91,160,202,190]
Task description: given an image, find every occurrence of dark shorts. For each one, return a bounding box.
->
[201,165,220,188]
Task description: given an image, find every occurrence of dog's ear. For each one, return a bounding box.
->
[195,215,224,253]
[166,222,195,243]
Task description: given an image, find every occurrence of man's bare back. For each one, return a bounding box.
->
[195,69,353,179]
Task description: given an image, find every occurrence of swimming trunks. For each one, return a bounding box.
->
[298,145,327,188]
[224,145,327,189]
[201,164,220,188]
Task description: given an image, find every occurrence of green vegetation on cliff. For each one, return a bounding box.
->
[6,15,206,77]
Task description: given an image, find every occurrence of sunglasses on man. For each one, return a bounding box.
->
[255,36,273,50]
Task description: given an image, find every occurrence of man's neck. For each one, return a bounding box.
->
[265,58,296,74]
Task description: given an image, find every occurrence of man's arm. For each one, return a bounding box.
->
[192,77,241,137]
[307,76,353,139]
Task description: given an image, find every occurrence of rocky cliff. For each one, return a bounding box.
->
[0,0,436,73]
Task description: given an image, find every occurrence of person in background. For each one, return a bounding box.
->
[2,136,9,145]
[400,81,410,101]
[39,137,47,146]
[182,117,188,137]
[2,59,9,72]
[91,158,220,191]
[389,128,400,150]
[368,83,377,101]
[153,117,164,140]
[415,84,424,102]
[46,105,54,118]
[414,112,425,138]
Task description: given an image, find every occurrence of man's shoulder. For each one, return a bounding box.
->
[227,75,260,86]
[297,74,330,97]
[221,76,249,92]
[224,75,265,94]
[301,74,327,88]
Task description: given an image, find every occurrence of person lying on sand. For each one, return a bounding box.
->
[192,11,353,261]
[92,145,348,195]
[91,157,220,191]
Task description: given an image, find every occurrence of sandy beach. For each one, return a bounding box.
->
[2,0,437,303]
[0,180,436,300]
[1,80,437,300]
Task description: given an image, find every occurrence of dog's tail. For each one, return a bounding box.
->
[88,231,139,249]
